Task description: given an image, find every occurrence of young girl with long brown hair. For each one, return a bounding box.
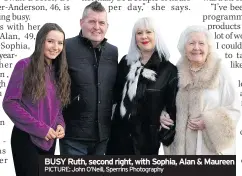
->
[3,23,70,176]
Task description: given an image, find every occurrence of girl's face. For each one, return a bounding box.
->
[44,30,64,63]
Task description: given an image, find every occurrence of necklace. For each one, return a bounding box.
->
[189,66,203,72]
[189,62,204,73]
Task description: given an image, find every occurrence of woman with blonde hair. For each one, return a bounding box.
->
[107,17,178,155]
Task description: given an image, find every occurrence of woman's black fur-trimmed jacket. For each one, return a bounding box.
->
[107,52,178,155]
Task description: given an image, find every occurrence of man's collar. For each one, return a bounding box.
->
[79,30,107,49]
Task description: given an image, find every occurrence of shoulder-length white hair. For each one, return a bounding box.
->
[125,17,170,65]
[177,25,215,57]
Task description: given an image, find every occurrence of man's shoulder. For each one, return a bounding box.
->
[104,42,117,51]
[103,42,118,58]
[66,35,79,44]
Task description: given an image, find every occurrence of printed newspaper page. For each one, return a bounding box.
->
[0,0,241,175]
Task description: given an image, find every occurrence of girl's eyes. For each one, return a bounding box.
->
[47,40,63,45]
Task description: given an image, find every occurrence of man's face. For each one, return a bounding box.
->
[80,9,108,47]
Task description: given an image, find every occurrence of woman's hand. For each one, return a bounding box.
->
[187,118,205,130]
[45,128,58,141]
[160,111,174,130]
[56,125,65,139]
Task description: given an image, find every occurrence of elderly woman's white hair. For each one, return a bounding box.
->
[177,25,215,57]
[125,17,170,65]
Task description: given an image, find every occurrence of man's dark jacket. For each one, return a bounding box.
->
[63,33,118,141]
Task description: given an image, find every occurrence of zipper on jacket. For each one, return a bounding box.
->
[73,94,80,102]
[92,46,103,141]
[93,48,98,66]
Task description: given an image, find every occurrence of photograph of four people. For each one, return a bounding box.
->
[2,1,240,175]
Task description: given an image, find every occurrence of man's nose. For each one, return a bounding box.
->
[94,22,100,29]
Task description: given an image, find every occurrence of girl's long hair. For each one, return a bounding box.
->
[23,23,70,106]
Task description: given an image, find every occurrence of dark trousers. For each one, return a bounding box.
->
[11,126,55,176]
[59,138,108,155]
[106,134,159,155]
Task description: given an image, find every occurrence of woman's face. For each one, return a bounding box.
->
[185,32,209,65]
[136,28,155,53]
[44,30,64,62]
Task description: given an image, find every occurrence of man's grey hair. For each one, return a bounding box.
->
[126,17,170,65]
[82,1,106,18]
[177,25,215,57]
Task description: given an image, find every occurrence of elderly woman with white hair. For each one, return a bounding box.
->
[106,17,178,155]
[161,25,240,155]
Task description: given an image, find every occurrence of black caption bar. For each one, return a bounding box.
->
[39,155,235,176]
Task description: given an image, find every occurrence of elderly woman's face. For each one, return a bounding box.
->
[185,32,209,65]
[136,28,155,53]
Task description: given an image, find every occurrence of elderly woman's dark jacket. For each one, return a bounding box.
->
[106,51,178,155]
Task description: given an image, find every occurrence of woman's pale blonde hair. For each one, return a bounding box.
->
[126,17,170,65]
